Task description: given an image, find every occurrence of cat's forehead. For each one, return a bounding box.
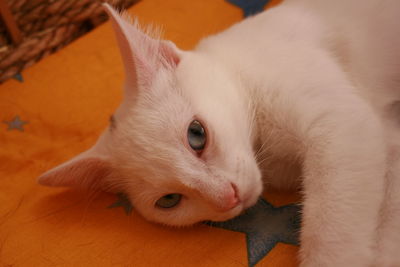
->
[176,55,218,87]
[114,73,190,121]
[111,85,192,150]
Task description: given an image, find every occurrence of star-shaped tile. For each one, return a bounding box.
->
[3,115,28,131]
[226,0,271,17]
[13,73,24,82]
[108,192,133,215]
[206,199,301,267]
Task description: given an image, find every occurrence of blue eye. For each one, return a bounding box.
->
[187,120,206,152]
[155,194,182,208]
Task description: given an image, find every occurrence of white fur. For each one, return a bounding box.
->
[39,1,400,266]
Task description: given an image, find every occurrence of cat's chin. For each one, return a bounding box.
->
[209,196,259,222]
[241,192,260,209]
[209,205,244,222]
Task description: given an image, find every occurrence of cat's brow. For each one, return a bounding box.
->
[109,115,116,130]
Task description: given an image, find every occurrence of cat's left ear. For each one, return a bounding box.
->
[103,4,182,97]
[37,133,112,190]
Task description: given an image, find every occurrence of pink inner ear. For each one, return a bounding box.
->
[160,42,180,66]
[38,158,112,190]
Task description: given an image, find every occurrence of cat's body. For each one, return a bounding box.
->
[194,1,400,265]
[39,1,400,266]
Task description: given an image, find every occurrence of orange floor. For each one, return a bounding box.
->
[0,0,299,266]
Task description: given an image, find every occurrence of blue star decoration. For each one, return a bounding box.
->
[226,0,271,17]
[3,115,29,131]
[108,192,133,215]
[13,73,24,82]
[206,199,301,267]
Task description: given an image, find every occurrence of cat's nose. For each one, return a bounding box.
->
[216,183,240,212]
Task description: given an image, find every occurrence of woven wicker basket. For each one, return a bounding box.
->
[0,0,138,83]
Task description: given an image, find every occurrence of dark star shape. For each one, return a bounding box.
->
[226,0,271,17]
[108,192,133,215]
[13,73,24,82]
[206,199,301,267]
[3,115,28,131]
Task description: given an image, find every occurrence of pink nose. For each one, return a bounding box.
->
[216,183,240,212]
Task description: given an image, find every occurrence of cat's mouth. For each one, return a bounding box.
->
[209,195,259,222]
[229,182,258,211]
[205,201,255,223]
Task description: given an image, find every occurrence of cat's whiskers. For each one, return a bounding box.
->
[256,152,274,167]
[246,94,257,142]
[255,130,274,161]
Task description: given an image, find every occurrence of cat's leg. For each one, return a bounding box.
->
[375,133,400,266]
[298,97,386,267]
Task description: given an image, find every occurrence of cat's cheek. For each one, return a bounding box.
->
[235,163,263,209]
[244,176,263,208]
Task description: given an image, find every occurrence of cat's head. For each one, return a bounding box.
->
[38,4,262,226]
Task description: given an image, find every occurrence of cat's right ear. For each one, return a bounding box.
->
[37,133,113,191]
[103,4,182,97]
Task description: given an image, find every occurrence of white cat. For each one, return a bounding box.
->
[38,1,400,266]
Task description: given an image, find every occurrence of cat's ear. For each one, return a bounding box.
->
[103,4,181,96]
[37,133,112,190]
